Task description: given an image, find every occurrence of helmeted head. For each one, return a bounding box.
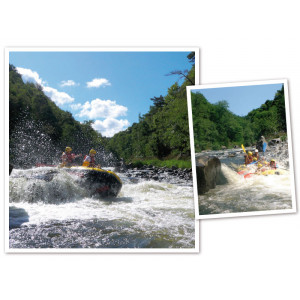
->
[65,147,72,153]
[271,159,275,163]
[255,149,258,153]
[248,151,253,156]
[89,149,96,155]
[258,163,263,168]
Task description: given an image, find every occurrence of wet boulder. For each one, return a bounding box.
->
[268,138,281,146]
[196,156,227,195]
[9,164,13,175]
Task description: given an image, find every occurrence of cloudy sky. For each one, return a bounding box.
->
[10,51,192,137]
[193,83,284,116]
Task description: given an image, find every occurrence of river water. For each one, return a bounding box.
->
[9,167,196,249]
[197,145,294,216]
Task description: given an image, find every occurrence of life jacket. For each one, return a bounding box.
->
[83,155,95,167]
[90,156,95,166]
[62,152,74,163]
[66,152,74,163]
[245,155,253,165]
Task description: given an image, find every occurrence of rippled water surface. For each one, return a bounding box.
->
[198,146,294,215]
[9,167,196,249]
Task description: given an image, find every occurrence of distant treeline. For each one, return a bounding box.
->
[191,86,286,152]
[104,63,195,161]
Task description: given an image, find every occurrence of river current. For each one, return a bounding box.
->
[9,167,196,249]
[197,145,294,215]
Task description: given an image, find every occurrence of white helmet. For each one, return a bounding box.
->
[255,149,258,153]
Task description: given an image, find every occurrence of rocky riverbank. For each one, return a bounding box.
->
[117,164,193,184]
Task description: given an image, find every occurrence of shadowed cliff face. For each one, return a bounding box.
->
[196,156,227,195]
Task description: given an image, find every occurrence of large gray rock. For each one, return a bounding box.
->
[196,156,227,195]
[268,138,281,146]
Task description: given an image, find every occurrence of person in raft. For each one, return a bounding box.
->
[253,149,259,161]
[82,149,100,168]
[269,159,277,169]
[244,151,253,165]
[61,147,82,167]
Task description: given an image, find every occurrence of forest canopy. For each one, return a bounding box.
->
[104,64,195,161]
[191,86,287,152]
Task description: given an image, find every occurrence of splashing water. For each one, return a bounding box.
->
[198,143,293,215]
[9,167,195,249]
[10,117,121,169]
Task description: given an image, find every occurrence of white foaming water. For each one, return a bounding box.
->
[9,168,195,248]
[199,164,293,214]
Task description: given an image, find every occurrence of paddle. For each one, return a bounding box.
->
[241,144,246,153]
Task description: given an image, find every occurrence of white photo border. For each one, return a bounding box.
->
[186,79,297,219]
[5,47,200,253]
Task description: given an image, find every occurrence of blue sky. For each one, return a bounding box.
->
[194,83,284,116]
[10,51,193,136]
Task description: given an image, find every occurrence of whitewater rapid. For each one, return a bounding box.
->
[9,167,196,249]
[198,146,294,215]
[199,164,292,215]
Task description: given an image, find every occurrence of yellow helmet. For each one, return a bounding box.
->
[271,159,275,162]
[253,157,257,161]
[89,149,96,155]
[248,151,253,156]
[258,163,263,168]
[65,147,72,152]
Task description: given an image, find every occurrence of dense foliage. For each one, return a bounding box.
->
[105,64,195,161]
[191,86,287,151]
[9,64,105,167]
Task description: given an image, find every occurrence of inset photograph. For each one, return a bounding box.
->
[6,48,199,252]
[187,80,297,219]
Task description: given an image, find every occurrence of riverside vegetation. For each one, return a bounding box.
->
[191,86,287,152]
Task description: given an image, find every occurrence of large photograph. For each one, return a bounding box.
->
[7,48,199,252]
[187,80,296,219]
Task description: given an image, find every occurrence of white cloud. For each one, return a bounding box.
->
[92,118,130,137]
[43,86,74,105]
[86,78,111,88]
[60,80,78,87]
[78,98,128,119]
[16,67,43,86]
[16,67,74,106]
[70,103,82,110]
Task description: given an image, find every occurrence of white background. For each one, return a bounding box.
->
[1,1,299,299]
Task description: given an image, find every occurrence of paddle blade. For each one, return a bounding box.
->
[241,144,246,153]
